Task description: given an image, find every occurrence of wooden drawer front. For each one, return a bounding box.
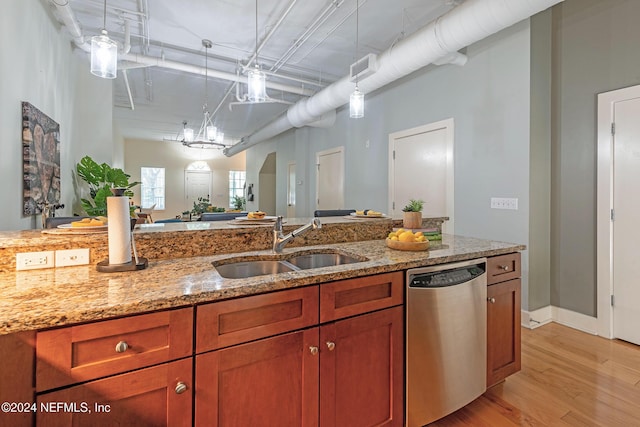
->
[196,286,319,353]
[36,308,193,392]
[320,272,404,323]
[487,252,521,284]
[37,358,192,427]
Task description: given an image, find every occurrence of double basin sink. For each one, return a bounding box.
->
[213,249,367,279]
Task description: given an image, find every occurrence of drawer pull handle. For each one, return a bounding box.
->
[326,341,336,351]
[115,341,129,353]
[488,297,496,304]
[309,346,319,356]
[498,265,510,271]
[175,382,188,394]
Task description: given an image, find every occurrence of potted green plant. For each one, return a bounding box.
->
[402,199,424,229]
[75,156,140,216]
[232,195,246,211]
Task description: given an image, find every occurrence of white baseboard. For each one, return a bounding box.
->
[522,306,552,329]
[522,305,598,335]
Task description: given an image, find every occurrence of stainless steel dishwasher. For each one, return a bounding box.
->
[406,258,487,427]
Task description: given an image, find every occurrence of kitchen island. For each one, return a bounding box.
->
[0,217,524,427]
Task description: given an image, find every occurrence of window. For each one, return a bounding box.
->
[229,170,246,208]
[141,167,165,210]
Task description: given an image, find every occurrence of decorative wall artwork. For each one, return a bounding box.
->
[22,102,61,216]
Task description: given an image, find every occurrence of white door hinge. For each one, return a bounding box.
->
[611,294,615,306]
[611,209,615,221]
[611,122,615,135]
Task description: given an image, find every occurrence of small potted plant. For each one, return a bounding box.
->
[402,199,424,229]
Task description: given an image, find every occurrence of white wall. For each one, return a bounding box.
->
[245,20,532,306]
[0,0,114,230]
[124,139,245,219]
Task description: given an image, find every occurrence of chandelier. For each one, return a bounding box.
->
[182,39,226,149]
[349,0,364,118]
[247,0,267,102]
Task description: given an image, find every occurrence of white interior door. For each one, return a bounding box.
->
[316,147,344,210]
[612,96,640,344]
[287,162,296,218]
[389,119,454,233]
[185,171,211,212]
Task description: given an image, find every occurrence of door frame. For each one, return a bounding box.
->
[388,118,454,232]
[315,146,345,210]
[596,84,640,338]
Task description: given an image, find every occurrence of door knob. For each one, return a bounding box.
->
[326,341,336,351]
[115,341,129,353]
[175,382,188,394]
[487,297,496,303]
[309,346,319,355]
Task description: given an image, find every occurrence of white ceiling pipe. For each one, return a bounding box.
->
[224,0,563,157]
[53,1,90,52]
[120,52,315,97]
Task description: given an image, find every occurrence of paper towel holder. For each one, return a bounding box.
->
[97,218,149,273]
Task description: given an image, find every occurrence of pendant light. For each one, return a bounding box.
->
[350,0,364,118]
[248,0,267,102]
[182,40,227,149]
[90,0,118,79]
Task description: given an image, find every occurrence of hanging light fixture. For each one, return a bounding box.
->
[350,0,364,118]
[90,0,118,79]
[247,0,267,102]
[182,39,227,149]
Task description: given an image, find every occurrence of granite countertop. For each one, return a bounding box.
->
[0,234,524,335]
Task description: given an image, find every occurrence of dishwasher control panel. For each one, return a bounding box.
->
[409,264,485,288]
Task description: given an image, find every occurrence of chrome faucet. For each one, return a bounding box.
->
[273,216,321,253]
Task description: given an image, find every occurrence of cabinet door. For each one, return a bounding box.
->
[320,306,404,427]
[36,358,192,427]
[487,278,521,387]
[195,328,319,427]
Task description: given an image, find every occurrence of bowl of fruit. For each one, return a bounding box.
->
[386,228,430,251]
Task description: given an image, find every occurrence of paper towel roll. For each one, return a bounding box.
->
[107,196,132,265]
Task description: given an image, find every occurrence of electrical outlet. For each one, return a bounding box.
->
[55,248,90,267]
[16,251,55,271]
[491,197,519,210]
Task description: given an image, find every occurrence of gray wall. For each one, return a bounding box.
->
[247,20,533,308]
[529,9,553,311]
[549,0,640,316]
[0,0,118,230]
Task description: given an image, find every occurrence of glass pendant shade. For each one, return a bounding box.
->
[183,128,194,142]
[248,65,267,102]
[90,30,118,79]
[217,130,224,143]
[206,125,217,141]
[350,87,364,118]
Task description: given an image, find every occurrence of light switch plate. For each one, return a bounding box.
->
[491,197,518,210]
[55,248,90,267]
[16,251,55,271]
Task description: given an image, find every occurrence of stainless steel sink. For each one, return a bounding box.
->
[213,250,367,279]
[214,260,295,279]
[287,252,362,270]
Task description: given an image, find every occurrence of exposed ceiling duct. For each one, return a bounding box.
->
[223,0,563,157]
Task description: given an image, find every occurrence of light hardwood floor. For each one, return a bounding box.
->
[430,322,640,426]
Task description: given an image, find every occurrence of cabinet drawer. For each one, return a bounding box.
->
[320,272,404,323]
[487,252,521,284]
[36,308,193,392]
[196,286,319,353]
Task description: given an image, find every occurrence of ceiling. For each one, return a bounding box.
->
[51,0,459,147]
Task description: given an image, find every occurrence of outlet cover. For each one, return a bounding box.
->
[16,251,55,271]
[56,248,90,267]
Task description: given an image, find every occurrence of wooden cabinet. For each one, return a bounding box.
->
[195,272,404,427]
[196,329,320,427]
[320,306,403,427]
[37,358,192,427]
[486,253,521,388]
[34,308,194,426]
